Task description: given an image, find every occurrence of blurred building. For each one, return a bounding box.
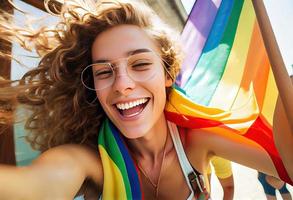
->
[144,0,187,31]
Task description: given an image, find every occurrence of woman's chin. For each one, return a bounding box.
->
[119,126,148,139]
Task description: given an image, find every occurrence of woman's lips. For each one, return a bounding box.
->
[115,98,150,118]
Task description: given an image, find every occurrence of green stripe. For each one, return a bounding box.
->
[184,0,244,106]
[98,119,132,199]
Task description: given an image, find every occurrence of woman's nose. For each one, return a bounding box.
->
[112,64,136,95]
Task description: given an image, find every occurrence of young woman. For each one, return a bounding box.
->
[0,0,292,199]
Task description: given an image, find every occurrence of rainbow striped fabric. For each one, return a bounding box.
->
[97,0,292,199]
[98,119,142,199]
[167,0,292,184]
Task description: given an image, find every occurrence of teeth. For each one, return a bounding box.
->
[116,98,148,110]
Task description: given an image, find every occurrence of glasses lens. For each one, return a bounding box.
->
[81,63,114,91]
[126,52,157,82]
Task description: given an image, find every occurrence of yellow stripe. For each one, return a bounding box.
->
[99,146,128,200]
[166,89,230,118]
[166,89,259,134]
[209,0,255,109]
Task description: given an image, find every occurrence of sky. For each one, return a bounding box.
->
[181,0,293,75]
[264,0,293,75]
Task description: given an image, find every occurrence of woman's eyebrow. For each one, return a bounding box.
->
[92,48,152,64]
[92,59,109,63]
[128,48,152,56]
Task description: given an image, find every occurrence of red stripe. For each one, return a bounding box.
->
[165,111,223,129]
[244,116,293,185]
[165,111,293,184]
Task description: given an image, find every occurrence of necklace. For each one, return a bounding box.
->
[135,132,169,198]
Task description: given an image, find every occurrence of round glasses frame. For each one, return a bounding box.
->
[81,51,174,91]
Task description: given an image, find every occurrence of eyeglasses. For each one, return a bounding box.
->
[81,50,173,91]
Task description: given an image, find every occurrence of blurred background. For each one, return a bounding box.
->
[0,0,292,199]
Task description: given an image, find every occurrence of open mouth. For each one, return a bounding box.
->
[115,98,150,118]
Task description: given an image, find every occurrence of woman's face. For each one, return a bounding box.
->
[91,25,172,139]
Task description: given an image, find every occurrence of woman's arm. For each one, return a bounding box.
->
[188,128,279,178]
[0,144,103,199]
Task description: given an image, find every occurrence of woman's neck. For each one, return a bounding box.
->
[126,114,169,164]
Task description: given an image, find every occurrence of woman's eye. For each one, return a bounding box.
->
[131,60,152,70]
[94,69,113,79]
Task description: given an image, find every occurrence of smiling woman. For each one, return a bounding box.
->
[91,25,174,140]
[0,0,292,200]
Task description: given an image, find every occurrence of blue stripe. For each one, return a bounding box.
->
[110,123,142,199]
[183,0,235,105]
[202,0,234,52]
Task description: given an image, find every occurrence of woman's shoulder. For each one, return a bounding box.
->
[179,127,213,148]
[179,127,214,172]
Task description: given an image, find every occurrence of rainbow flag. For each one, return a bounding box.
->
[167,0,292,184]
[98,0,292,199]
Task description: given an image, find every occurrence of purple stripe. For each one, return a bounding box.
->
[177,0,222,87]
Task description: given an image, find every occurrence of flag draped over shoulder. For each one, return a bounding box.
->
[166,0,292,185]
[98,119,142,200]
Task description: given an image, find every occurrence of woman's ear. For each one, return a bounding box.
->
[165,74,173,87]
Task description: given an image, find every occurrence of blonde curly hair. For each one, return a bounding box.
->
[0,0,182,151]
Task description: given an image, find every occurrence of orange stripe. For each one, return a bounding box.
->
[231,21,270,111]
[261,68,278,124]
[251,22,271,110]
